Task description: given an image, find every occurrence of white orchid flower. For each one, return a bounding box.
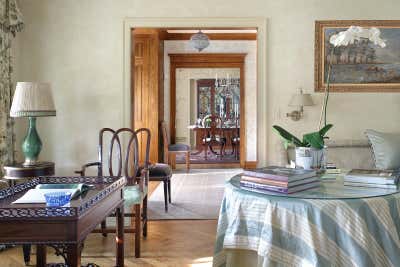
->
[329,26,386,48]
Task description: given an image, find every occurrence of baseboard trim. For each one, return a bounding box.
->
[176,163,240,169]
[244,161,257,169]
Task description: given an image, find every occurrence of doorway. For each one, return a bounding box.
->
[169,53,246,167]
[124,19,265,170]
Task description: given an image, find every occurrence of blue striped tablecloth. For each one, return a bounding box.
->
[213,175,400,267]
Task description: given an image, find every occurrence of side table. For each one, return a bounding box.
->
[3,162,55,186]
[3,161,55,265]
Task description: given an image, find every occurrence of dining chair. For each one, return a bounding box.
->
[75,127,149,258]
[146,162,173,212]
[161,121,190,172]
[201,115,226,160]
[231,116,240,160]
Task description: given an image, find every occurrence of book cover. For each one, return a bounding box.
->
[240,180,320,194]
[345,169,399,184]
[241,175,318,187]
[343,181,398,189]
[243,166,316,182]
[346,169,398,178]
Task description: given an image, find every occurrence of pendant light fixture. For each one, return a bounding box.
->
[189,30,210,52]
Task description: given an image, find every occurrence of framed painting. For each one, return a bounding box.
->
[315,20,400,92]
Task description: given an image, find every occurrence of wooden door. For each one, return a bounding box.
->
[131,29,164,163]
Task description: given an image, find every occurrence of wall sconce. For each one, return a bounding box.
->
[286,88,314,121]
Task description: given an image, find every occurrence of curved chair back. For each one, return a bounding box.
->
[161,121,170,163]
[97,128,150,185]
[233,116,240,139]
[202,114,224,141]
[134,128,151,187]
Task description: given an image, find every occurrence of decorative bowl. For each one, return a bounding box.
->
[44,191,72,207]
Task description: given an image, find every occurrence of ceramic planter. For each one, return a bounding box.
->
[295,147,326,169]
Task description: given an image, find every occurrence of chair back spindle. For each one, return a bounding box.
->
[94,128,150,185]
[202,115,224,141]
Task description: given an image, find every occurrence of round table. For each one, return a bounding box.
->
[3,162,55,186]
[213,174,400,267]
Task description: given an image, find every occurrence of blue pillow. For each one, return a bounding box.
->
[365,129,400,170]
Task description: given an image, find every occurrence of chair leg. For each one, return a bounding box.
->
[23,244,31,265]
[170,152,176,169]
[142,195,148,238]
[186,151,190,172]
[167,179,172,203]
[101,220,107,237]
[163,180,168,212]
[134,204,141,258]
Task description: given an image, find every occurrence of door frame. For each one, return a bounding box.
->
[123,17,267,167]
[169,53,246,167]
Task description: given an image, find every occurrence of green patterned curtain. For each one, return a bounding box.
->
[0,0,23,175]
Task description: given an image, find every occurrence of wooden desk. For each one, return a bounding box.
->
[3,162,55,264]
[0,176,126,267]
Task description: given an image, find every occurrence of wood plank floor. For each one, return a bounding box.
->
[0,181,218,267]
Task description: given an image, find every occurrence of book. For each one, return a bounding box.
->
[344,169,399,185]
[12,183,94,204]
[325,163,337,169]
[240,180,320,194]
[240,175,318,188]
[320,173,338,182]
[343,181,398,189]
[243,166,317,182]
[325,168,341,174]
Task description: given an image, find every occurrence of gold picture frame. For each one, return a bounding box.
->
[315,20,400,92]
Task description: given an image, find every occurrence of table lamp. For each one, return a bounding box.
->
[286,88,314,121]
[10,82,56,166]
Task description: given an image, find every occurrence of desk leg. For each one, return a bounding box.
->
[36,245,46,267]
[116,205,124,267]
[66,243,82,267]
[22,244,31,265]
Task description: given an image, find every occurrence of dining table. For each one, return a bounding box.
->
[213,173,400,267]
[187,125,239,155]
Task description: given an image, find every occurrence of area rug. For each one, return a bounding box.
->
[176,150,239,164]
[148,169,242,220]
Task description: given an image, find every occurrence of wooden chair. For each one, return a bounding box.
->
[146,163,172,212]
[201,115,226,160]
[161,121,190,172]
[76,127,150,258]
[231,117,240,160]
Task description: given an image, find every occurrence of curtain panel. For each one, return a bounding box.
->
[0,0,23,176]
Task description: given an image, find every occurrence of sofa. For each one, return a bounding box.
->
[282,139,375,170]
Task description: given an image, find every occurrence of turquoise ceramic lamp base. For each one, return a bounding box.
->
[22,117,42,166]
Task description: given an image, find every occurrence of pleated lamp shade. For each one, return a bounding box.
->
[10,82,56,117]
[288,92,314,107]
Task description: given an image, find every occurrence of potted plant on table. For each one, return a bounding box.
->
[273,124,333,169]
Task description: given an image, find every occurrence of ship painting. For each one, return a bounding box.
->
[324,27,400,84]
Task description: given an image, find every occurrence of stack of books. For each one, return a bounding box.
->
[240,166,320,194]
[344,169,399,189]
[320,163,341,182]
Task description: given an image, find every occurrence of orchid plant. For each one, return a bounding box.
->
[319,26,387,129]
[273,124,333,150]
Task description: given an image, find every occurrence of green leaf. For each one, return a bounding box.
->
[319,124,333,137]
[303,132,325,149]
[272,125,304,147]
